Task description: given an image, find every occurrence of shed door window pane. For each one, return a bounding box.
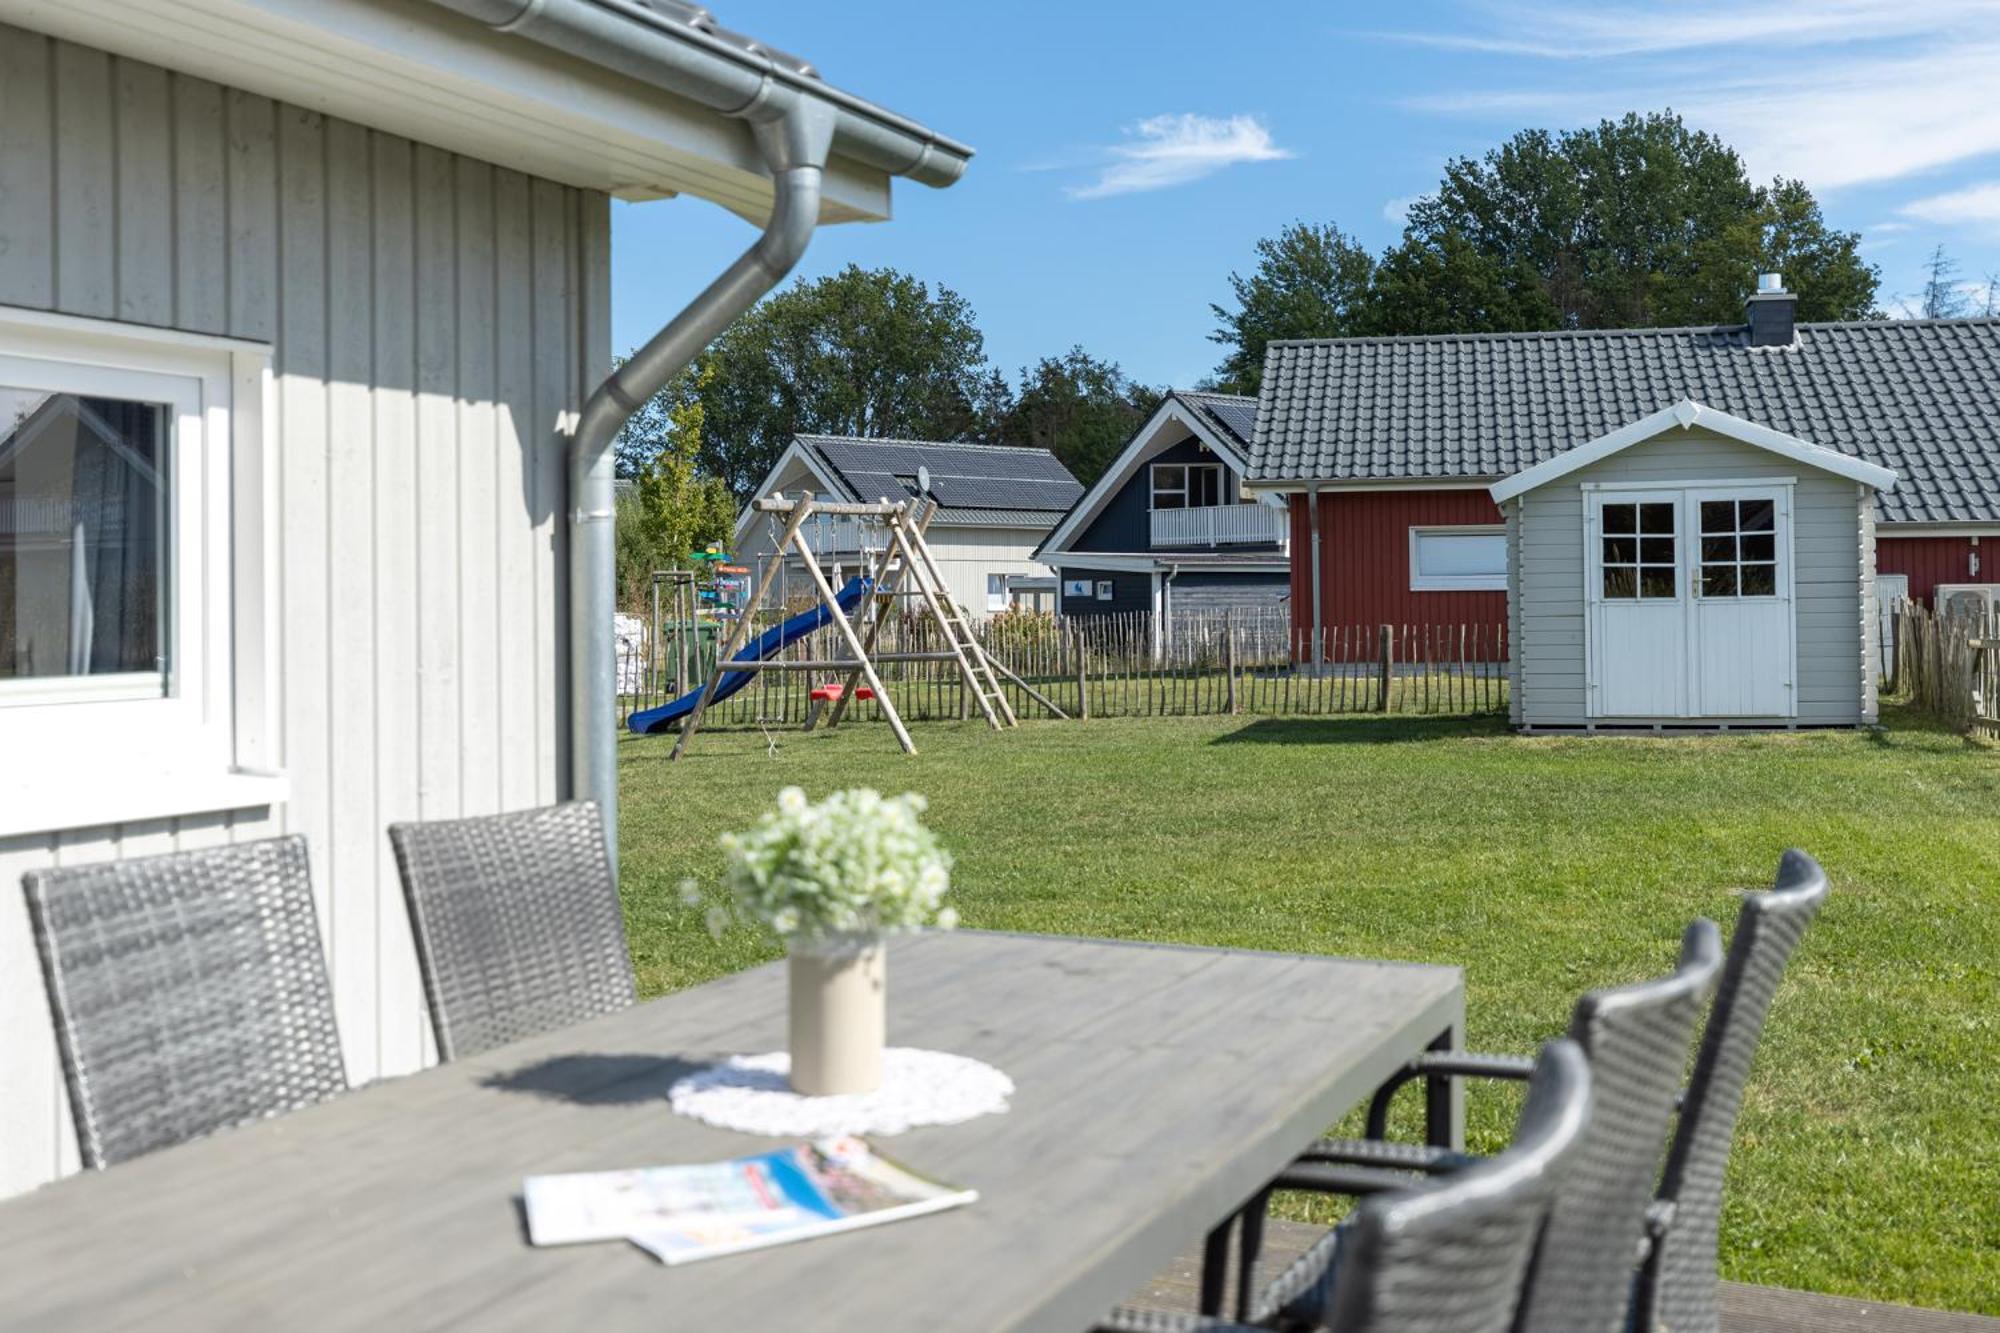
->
[1600,501,1675,600]
[1698,497,1778,599]
[0,390,168,690]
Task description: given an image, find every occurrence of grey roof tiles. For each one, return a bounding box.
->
[1246,319,2000,525]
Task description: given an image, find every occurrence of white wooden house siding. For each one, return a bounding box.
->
[1508,426,1873,727]
[0,25,607,1196]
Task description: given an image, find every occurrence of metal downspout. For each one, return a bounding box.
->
[1307,485,1323,667]
[568,101,835,873]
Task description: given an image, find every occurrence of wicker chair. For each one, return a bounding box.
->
[389,800,635,1061]
[1635,849,1829,1333]
[23,836,348,1169]
[1266,918,1723,1333]
[1097,1040,1593,1333]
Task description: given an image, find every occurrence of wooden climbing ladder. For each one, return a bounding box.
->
[669,491,1025,760]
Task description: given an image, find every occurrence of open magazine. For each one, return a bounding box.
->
[523,1136,976,1266]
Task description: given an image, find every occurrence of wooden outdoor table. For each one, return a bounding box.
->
[0,931,1462,1332]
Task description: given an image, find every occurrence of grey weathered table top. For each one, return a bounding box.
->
[0,931,1461,1333]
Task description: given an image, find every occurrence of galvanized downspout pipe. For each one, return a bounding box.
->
[424,0,969,872]
[567,105,833,872]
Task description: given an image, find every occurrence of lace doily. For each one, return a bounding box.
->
[667,1048,1013,1137]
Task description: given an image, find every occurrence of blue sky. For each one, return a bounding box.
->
[611,1,2000,392]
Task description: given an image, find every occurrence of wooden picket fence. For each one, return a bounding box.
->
[1891,601,2000,736]
[617,607,1509,729]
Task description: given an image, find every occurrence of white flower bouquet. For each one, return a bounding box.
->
[685,787,957,953]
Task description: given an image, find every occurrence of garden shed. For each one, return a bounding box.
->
[1492,401,1897,729]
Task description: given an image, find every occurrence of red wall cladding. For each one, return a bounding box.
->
[1288,489,1509,660]
[1876,535,1986,604]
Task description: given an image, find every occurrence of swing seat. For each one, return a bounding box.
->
[804,683,873,731]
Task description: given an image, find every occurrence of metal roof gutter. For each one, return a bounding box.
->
[431,0,972,875]
[424,0,973,188]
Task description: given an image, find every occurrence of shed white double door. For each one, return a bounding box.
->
[1586,484,1796,718]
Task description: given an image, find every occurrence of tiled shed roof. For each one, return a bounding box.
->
[797,435,1083,528]
[1248,319,2000,525]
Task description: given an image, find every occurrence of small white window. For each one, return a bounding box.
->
[0,308,279,836]
[986,573,1009,612]
[1409,525,1507,591]
[1096,580,1115,601]
[1151,462,1222,511]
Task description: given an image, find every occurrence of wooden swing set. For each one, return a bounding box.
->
[669,491,1066,760]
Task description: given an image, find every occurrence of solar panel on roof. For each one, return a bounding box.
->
[926,476,1081,510]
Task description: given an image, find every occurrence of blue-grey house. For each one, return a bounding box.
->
[1034,391,1290,620]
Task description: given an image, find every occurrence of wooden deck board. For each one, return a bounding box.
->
[1129,1218,2000,1332]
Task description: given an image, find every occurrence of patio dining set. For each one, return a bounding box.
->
[1,805,1825,1333]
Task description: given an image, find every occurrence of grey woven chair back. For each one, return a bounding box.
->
[389,800,634,1061]
[1650,850,1828,1333]
[23,836,347,1169]
[1323,1039,1593,1333]
[1514,919,1723,1333]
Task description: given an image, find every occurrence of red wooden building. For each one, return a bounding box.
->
[1247,285,2000,662]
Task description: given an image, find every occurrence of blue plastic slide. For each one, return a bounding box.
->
[626,577,872,734]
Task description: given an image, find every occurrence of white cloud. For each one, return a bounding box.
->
[1377,0,1998,60]
[1901,181,2000,229]
[1066,114,1293,200]
[1382,195,1419,225]
[1384,3,2000,191]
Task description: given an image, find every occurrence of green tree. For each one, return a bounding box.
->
[1208,222,1377,392]
[686,265,1012,499]
[1368,111,1878,335]
[614,364,735,610]
[1000,347,1162,486]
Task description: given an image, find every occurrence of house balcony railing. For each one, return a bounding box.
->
[1149,502,1288,549]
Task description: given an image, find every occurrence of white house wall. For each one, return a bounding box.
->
[1512,426,1869,727]
[0,25,606,1196]
[925,525,1055,614]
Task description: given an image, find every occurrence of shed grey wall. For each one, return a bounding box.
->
[1510,425,1872,727]
[0,24,609,1196]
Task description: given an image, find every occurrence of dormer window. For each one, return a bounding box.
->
[1151,462,1222,510]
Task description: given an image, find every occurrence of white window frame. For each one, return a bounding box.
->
[1150,461,1223,511]
[0,307,281,836]
[1408,524,1508,591]
[985,573,1009,612]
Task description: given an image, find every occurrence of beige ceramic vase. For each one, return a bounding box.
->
[787,940,886,1096]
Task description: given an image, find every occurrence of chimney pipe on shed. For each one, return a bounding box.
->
[1746,273,1797,348]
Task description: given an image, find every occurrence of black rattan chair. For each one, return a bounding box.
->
[1274,918,1723,1333]
[1099,1039,1594,1333]
[389,800,635,1061]
[1635,850,1828,1333]
[23,836,348,1168]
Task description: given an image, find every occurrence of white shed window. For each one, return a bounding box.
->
[0,309,279,837]
[1408,526,1506,591]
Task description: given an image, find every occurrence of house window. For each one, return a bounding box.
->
[1408,526,1507,591]
[1699,498,1778,598]
[1151,462,1222,510]
[1,391,169,700]
[0,308,278,837]
[1600,502,1677,600]
[986,573,1009,612]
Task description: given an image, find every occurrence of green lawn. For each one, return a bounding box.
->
[618,708,2000,1314]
